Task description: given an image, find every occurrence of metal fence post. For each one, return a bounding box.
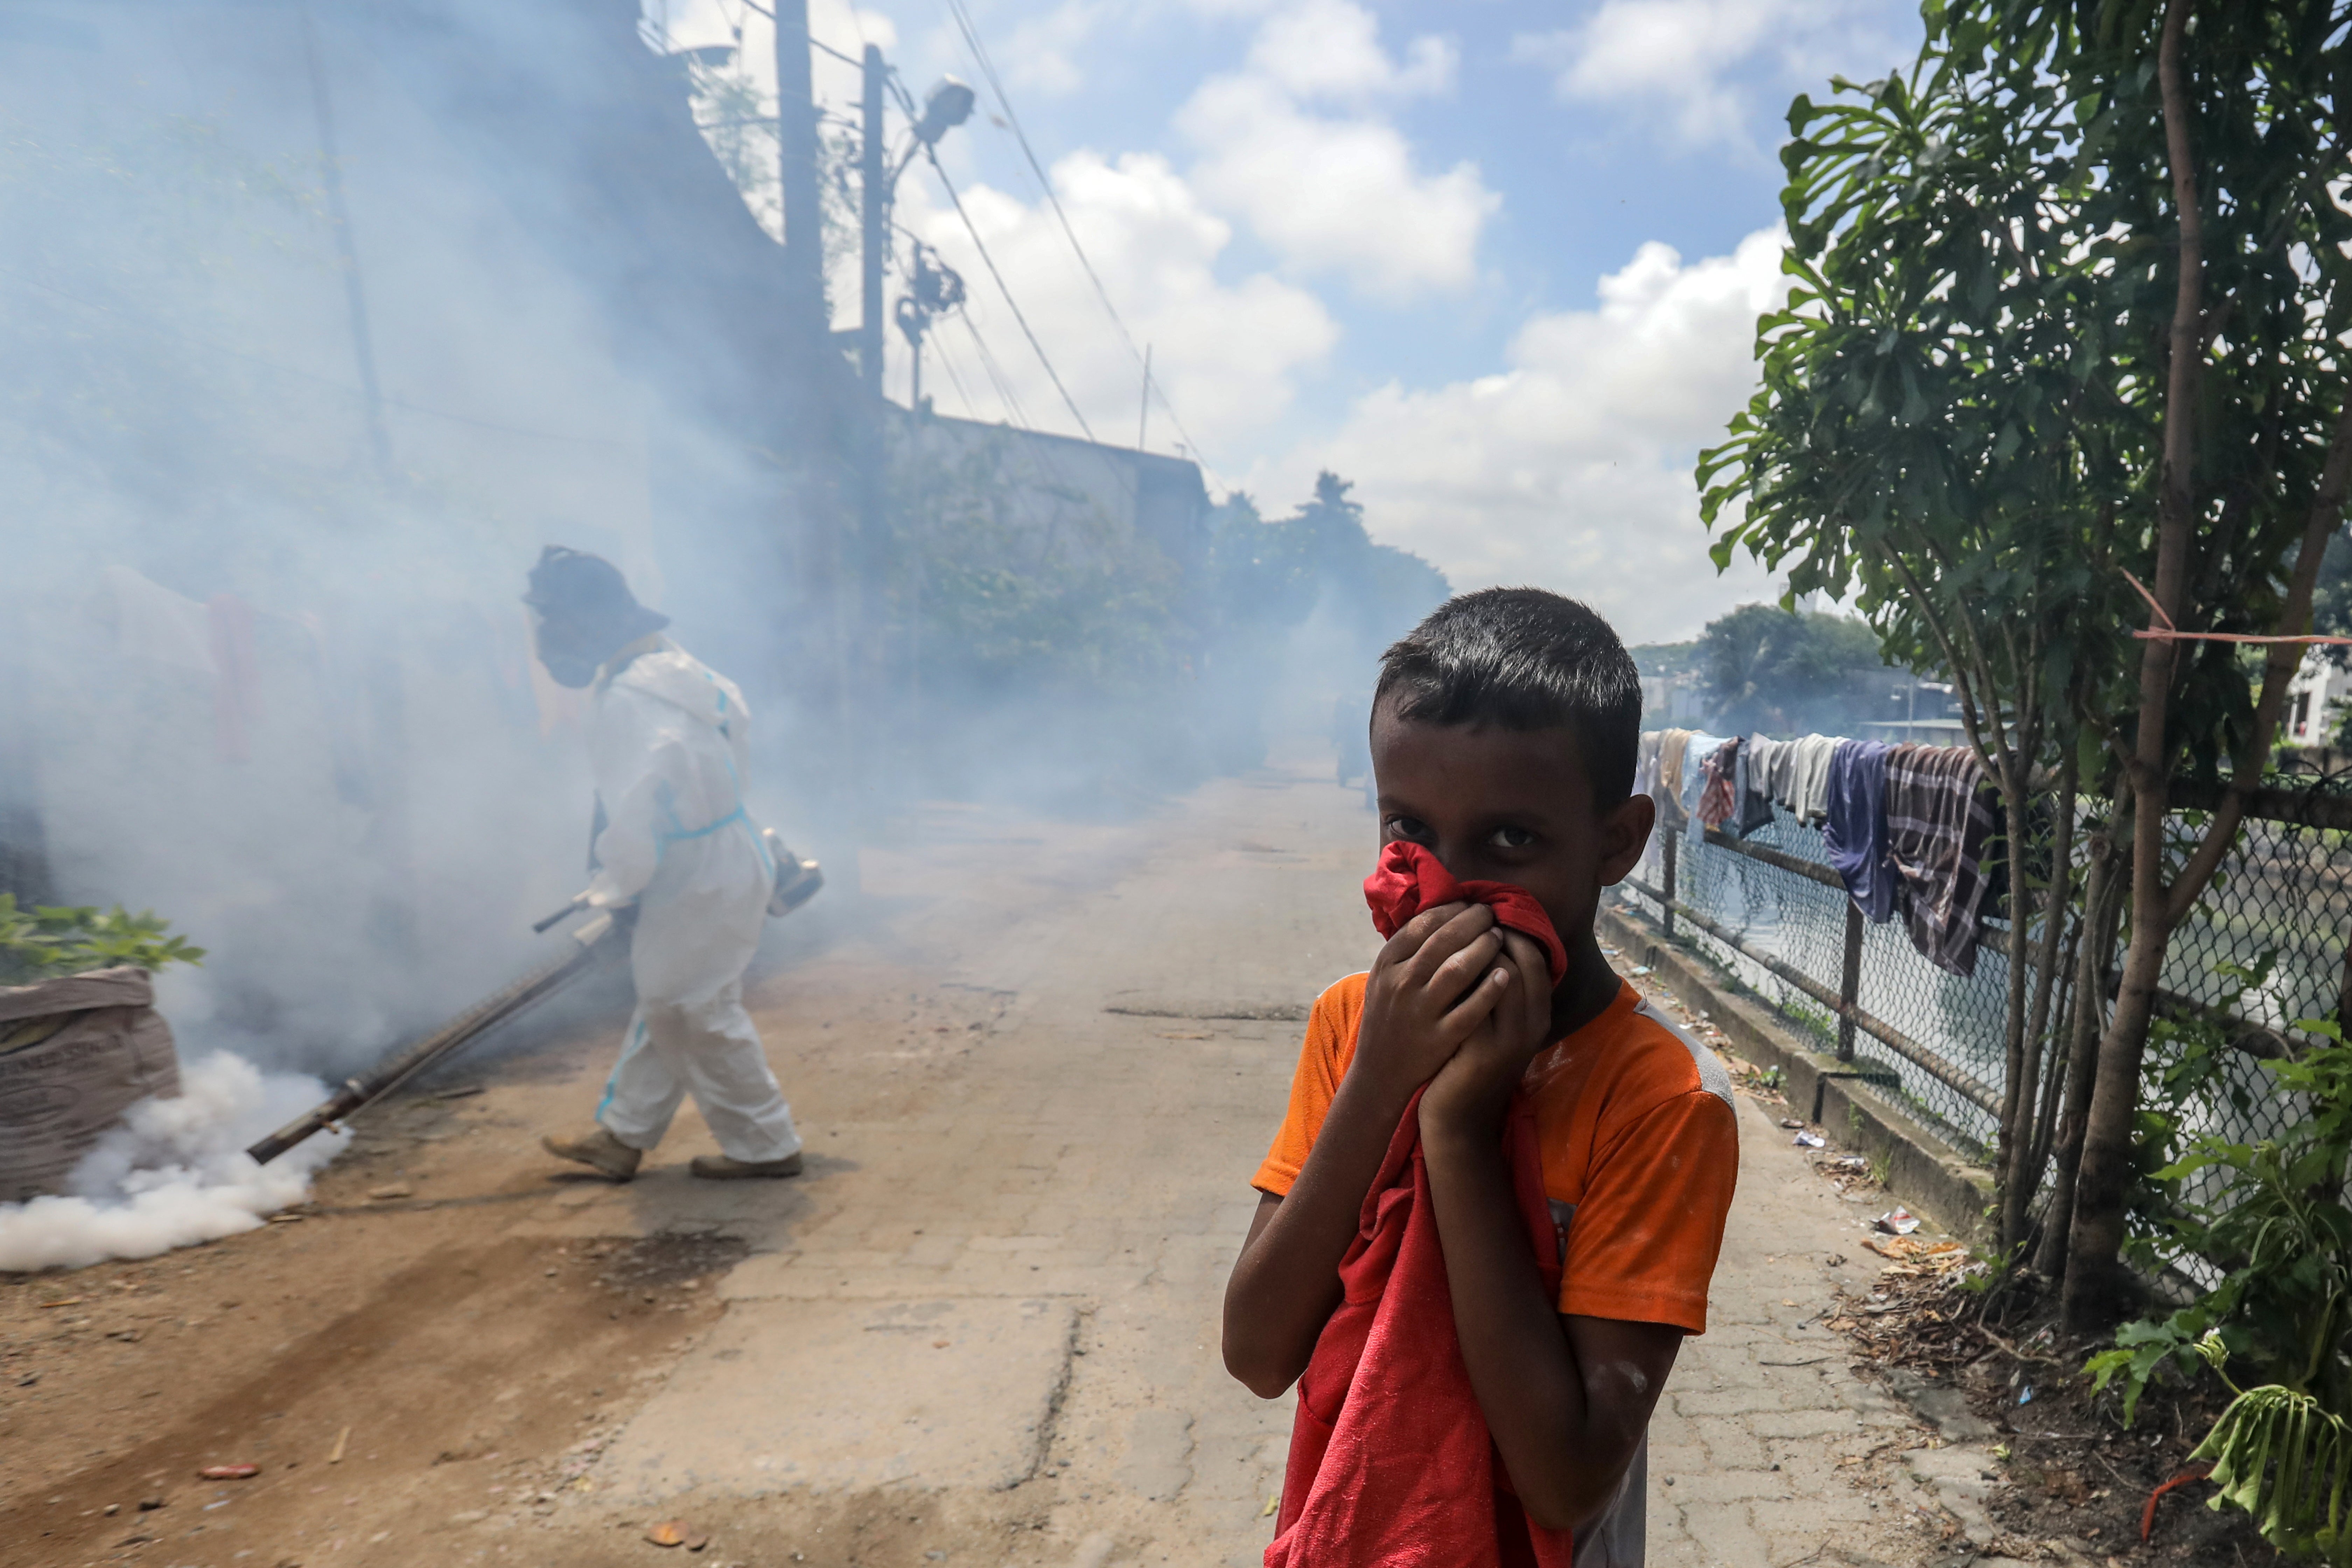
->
[1661,832,1678,940]
[1838,899,1862,1062]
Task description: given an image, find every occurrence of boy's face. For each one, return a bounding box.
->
[1369,697,1654,948]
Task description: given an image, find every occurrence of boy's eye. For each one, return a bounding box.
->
[1488,825,1537,851]
[1386,817,1434,844]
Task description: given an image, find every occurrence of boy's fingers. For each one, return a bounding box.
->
[1434,957,1511,1034]
[1418,926,1503,1004]
[1374,901,1469,969]
[1393,903,1496,987]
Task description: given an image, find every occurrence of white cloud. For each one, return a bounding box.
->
[1514,0,1904,149]
[1270,227,1794,644]
[1179,1,1492,300]
[1246,0,1456,101]
[994,0,1110,98]
[897,149,1339,456]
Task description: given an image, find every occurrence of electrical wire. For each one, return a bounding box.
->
[939,0,1220,485]
[728,0,866,70]
[925,326,980,420]
[919,146,1098,444]
[955,305,1033,430]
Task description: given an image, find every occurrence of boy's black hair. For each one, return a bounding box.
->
[1374,587,1643,808]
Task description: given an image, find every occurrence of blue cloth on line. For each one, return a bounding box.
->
[1822,739,1896,922]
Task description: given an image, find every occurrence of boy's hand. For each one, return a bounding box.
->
[1419,928,1553,1138]
[1352,902,1510,1099]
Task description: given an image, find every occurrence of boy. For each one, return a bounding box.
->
[1223,588,1738,1566]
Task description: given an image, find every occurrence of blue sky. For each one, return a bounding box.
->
[646,0,1927,642]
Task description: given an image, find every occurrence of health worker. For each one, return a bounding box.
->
[527,546,805,1181]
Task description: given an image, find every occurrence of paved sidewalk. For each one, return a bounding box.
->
[500,763,1948,1567]
[1626,975,1945,1568]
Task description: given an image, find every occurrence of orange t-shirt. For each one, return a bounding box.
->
[1253,974,1740,1334]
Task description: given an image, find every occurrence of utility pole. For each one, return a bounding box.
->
[1137,343,1152,451]
[772,0,825,333]
[859,46,887,399]
[853,44,890,785]
[298,4,391,480]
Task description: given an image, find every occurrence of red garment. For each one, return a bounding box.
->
[1363,841,1568,985]
[1266,1089,1576,1568]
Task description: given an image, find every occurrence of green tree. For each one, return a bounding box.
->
[1700,0,2352,1311]
[2315,524,2352,669]
[1284,472,1450,665]
[1695,603,1885,734]
[1199,474,1449,768]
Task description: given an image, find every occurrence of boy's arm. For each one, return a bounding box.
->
[1222,902,1512,1400]
[1420,932,1681,1534]
[1422,1133,1681,1532]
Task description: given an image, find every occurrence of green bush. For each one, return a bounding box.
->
[2086,1000,2352,1558]
[0,895,205,985]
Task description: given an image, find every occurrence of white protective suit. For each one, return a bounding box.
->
[583,640,801,1163]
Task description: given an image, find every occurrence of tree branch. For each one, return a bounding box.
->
[2163,399,2352,929]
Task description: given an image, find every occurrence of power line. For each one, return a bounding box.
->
[727,0,864,70]
[956,305,1033,430]
[939,0,1220,487]
[919,146,1099,444]
[926,325,981,418]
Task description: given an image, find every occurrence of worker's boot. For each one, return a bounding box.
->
[542,1127,642,1182]
[689,1150,804,1180]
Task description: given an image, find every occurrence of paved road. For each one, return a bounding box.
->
[481,761,1942,1568]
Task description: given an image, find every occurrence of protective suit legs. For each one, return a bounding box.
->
[595,981,802,1164]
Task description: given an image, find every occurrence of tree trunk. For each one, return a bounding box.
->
[2034,817,2124,1281]
[1994,777,2037,1255]
[2057,0,2204,1333]
[2002,748,2076,1254]
[2059,809,2174,1328]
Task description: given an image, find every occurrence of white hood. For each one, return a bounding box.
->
[608,645,749,737]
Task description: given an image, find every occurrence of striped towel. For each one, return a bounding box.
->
[1885,744,1996,976]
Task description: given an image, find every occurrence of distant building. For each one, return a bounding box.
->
[2284,650,2350,749]
[892,412,1211,581]
[1640,673,1705,727]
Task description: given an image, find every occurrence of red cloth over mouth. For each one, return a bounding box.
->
[1363,841,1569,986]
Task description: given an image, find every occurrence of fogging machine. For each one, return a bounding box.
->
[246,845,824,1166]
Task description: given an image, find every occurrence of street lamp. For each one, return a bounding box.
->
[908,77,975,156]
[860,62,970,399]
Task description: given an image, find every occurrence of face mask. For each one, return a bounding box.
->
[539,650,601,689]
[533,615,610,689]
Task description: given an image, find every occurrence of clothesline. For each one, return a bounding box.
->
[2122,569,2352,647]
[1638,728,1998,979]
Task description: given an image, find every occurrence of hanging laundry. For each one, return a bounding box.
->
[1790,734,1840,824]
[1886,744,1998,976]
[1634,730,1662,804]
[1821,740,1896,922]
[1730,737,1775,837]
[1677,732,1729,824]
[1654,729,1693,833]
[1748,734,1794,814]
[1695,736,1741,829]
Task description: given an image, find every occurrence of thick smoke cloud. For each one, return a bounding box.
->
[0,1056,346,1274]
[1,1,831,1086]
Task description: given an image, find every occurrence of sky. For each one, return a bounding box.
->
[643,0,1928,644]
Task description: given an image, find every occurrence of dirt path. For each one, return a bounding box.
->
[5,763,1958,1568]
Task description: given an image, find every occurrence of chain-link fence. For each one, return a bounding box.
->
[1618,765,2352,1170]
